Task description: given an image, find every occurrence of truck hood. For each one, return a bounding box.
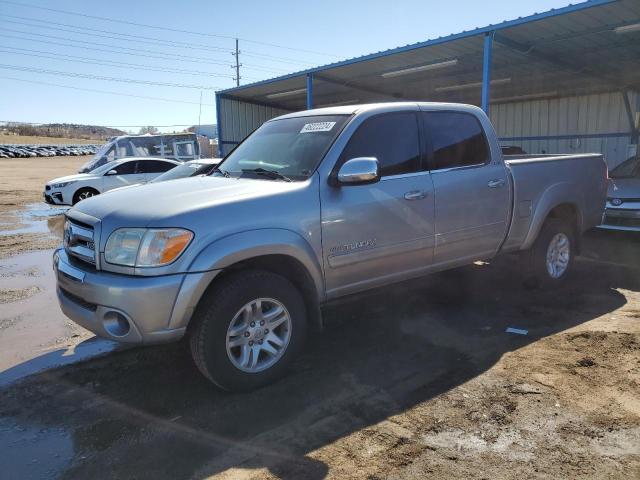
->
[607,178,640,199]
[47,173,98,185]
[72,175,311,233]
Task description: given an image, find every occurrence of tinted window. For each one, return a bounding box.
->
[610,156,640,179]
[112,161,136,175]
[137,160,176,174]
[340,112,420,177]
[422,112,489,170]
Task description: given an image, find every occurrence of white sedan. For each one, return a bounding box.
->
[44,157,180,205]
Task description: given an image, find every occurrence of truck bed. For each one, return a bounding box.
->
[501,153,607,253]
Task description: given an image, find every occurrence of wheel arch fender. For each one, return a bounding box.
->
[188,229,325,302]
[521,181,583,251]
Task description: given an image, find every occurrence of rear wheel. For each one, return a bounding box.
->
[72,187,99,205]
[522,218,575,288]
[189,270,307,391]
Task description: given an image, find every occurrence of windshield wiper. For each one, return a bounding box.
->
[241,168,291,182]
[211,167,230,178]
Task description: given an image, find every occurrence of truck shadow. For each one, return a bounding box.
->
[1,233,638,479]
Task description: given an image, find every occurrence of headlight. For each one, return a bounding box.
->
[105,228,193,267]
[51,181,76,188]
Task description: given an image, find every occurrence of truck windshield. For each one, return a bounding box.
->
[609,156,640,179]
[216,115,349,180]
[79,141,116,172]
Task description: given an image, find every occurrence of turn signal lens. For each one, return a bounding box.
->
[136,229,193,267]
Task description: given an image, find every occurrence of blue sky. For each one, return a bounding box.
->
[0,0,575,133]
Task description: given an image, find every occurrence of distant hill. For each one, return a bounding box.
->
[2,122,126,141]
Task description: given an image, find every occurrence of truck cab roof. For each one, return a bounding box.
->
[273,102,484,120]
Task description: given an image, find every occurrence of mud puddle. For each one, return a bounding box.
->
[0,203,67,237]
[0,250,120,387]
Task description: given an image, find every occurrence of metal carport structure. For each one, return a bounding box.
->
[215,0,640,167]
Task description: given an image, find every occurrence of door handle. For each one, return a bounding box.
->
[404,190,426,200]
[487,179,506,188]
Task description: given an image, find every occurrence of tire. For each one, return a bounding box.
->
[522,218,575,288]
[189,270,307,392]
[72,187,99,205]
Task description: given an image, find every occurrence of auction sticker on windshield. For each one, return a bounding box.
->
[300,122,336,133]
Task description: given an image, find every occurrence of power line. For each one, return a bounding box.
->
[242,64,292,74]
[0,64,224,90]
[1,18,234,54]
[0,0,340,58]
[0,47,240,79]
[0,33,293,75]
[0,76,217,106]
[2,15,319,66]
[1,28,235,66]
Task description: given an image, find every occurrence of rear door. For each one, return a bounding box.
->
[136,160,177,182]
[421,110,509,266]
[320,110,435,298]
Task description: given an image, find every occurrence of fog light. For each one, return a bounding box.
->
[103,311,130,337]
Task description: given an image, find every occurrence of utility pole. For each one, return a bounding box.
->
[232,38,241,87]
[197,91,202,132]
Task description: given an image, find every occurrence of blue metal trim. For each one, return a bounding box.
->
[215,92,223,157]
[481,32,494,114]
[217,0,615,95]
[500,132,631,142]
[306,73,313,110]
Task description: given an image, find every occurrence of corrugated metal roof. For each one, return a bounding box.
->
[219,0,640,110]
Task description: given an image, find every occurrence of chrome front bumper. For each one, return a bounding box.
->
[53,248,218,344]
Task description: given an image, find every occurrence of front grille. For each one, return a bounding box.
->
[603,215,640,228]
[64,218,96,265]
[60,288,97,311]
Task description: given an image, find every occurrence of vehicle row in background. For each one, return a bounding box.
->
[44,157,220,206]
[0,144,99,158]
[79,132,200,172]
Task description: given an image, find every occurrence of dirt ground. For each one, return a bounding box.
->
[0,156,89,258]
[0,157,639,479]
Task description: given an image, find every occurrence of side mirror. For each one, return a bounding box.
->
[105,169,118,176]
[337,157,380,185]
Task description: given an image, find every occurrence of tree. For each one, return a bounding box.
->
[138,126,159,135]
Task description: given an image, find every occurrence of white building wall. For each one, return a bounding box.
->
[490,91,638,168]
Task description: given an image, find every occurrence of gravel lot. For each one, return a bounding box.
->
[0,156,638,479]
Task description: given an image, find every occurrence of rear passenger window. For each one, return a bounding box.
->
[340,112,420,177]
[137,160,176,174]
[113,161,136,175]
[422,112,489,170]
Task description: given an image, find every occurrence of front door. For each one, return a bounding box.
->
[102,160,144,191]
[320,111,435,298]
[421,110,510,266]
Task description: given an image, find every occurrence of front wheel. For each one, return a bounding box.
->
[72,187,99,205]
[189,270,307,391]
[522,218,575,288]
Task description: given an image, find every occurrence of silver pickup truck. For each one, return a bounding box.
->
[54,103,607,391]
